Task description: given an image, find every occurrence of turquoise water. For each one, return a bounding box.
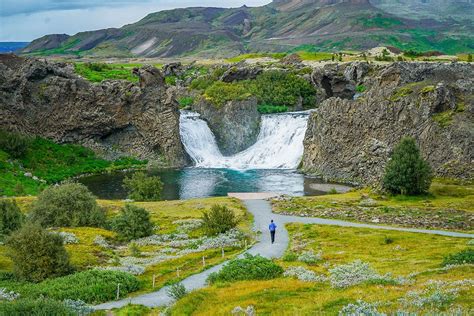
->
[79,168,333,200]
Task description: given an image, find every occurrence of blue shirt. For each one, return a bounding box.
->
[269,223,277,231]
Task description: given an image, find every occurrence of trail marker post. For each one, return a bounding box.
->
[116,283,120,300]
[202,256,206,267]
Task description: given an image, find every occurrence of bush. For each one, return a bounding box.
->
[30,183,106,227]
[203,81,251,107]
[123,172,163,201]
[24,269,140,304]
[0,130,30,158]
[442,249,474,266]
[178,96,194,109]
[207,254,283,284]
[257,104,288,114]
[201,205,239,236]
[167,283,187,300]
[6,223,73,282]
[112,204,154,241]
[0,298,75,315]
[382,137,433,195]
[0,199,24,237]
[249,70,316,108]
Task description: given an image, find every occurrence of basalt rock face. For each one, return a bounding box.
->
[0,54,189,167]
[193,98,261,155]
[303,62,474,185]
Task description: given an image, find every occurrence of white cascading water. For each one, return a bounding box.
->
[179,110,310,170]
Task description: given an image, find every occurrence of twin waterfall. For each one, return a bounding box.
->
[179,111,310,170]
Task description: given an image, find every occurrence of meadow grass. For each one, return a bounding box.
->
[272,180,474,232]
[171,224,474,315]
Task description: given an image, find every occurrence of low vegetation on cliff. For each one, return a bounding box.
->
[0,130,146,196]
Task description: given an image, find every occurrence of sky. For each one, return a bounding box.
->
[0,0,271,42]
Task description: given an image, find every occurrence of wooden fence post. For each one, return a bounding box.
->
[152,274,156,288]
[202,256,206,267]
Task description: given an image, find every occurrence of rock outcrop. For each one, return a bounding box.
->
[303,62,473,185]
[0,54,189,167]
[192,97,261,155]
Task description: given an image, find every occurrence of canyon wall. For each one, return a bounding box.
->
[304,62,473,184]
[0,55,189,167]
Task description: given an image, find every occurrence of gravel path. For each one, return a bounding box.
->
[94,199,473,310]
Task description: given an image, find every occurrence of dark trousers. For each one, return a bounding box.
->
[270,231,275,243]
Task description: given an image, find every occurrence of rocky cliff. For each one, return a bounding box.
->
[303,62,473,185]
[192,97,261,156]
[0,54,189,167]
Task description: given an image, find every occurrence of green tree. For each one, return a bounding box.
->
[6,223,73,282]
[112,204,154,241]
[30,183,105,227]
[123,172,163,201]
[382,137,433,195]
[0,199,24,237]
[468,54,473,63]
[201,205,239,236]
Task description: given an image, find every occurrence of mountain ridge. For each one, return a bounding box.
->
[21,0,474,57]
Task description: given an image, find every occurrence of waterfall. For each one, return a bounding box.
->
[179,110,310,170]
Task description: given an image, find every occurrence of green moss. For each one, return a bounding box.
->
[178,96,195,109]
[420,85,435,94]
[390,87,413,102]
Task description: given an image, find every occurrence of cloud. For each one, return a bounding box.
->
[0,0,271,41]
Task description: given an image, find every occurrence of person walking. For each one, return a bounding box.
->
[269,220,277,244]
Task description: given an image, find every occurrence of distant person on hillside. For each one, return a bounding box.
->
[269,220,277,244]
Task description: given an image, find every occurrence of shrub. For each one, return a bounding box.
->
[283,266,326,282]
[0,298,75,315]
[207,254,283,284]
[297,250,322,264]
[328,260,399,289]
[24,269,140,304]
[112,204,154,241]
[6,223,73,282]
[30,183,106,227]
[0,130,30,158]
[178,96,194,108]
[204,81,251,107]
[442,249,474,266]
[249,70,316,108]
[257,104,288,114]
[123,172,163,201]
[0,199,24,237]
[201,205,239,236]
[382,137,433,195]
[339,300,382,316]
[167,283,187,300]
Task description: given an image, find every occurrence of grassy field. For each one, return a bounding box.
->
[73,62,163,83]
[0,135,146,196]
[0,197,254,301]
[170,224,474,315]
[272,180,474,232]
